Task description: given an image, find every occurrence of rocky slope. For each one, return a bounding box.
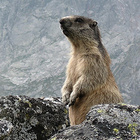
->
[0,0,139,104]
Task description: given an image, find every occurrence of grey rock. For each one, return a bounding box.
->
[1,95,140,140]
[0,95,69,140]
[0,119,13,139]
[51,104,140,140]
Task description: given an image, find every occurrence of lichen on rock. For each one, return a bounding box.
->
[0,95,69,140]
[0,119,13,139]
[1,95,140,140]
[51,104,140,140]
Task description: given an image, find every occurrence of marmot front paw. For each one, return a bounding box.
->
[62,92,70,105]
[69,91,77,106]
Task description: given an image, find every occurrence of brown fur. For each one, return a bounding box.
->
[59,16,123,125]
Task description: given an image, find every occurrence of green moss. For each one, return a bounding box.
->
[51,137,56,140]
[97,109,104,113]
[19,98,32,107]
[116,136,122,140]
[119,103,127,106]
[113,128,119,134]
[124,117,127,120]
[135,108,140,112]
[128,123,138,136]
[64,109,68,114]
[24,100,32,108]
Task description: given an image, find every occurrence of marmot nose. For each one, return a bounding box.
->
[59,18,72,28]
[59,19,66,25]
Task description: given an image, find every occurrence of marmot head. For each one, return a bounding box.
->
[59,15,101,43]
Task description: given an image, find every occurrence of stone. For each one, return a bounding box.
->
[0,119,13,139]
[0,95,69,140]
[51,104,140,140]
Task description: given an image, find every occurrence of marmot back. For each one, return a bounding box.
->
[60,15,123,125]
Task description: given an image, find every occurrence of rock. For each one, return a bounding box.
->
[0,119,13,139]
[0,95,69,140]
[51,104,140,140]
[1,95,140,140]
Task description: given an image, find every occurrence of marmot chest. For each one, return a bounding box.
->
[67,56,83,85]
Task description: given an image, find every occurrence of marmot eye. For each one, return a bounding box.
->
[75,18,84,23]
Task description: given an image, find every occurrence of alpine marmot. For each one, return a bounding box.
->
[59,15,123,125]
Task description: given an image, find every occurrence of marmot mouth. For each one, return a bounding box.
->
[60,26,69,36]
[62,29,69,36]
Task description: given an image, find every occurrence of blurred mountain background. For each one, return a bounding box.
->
[0,0,139,104]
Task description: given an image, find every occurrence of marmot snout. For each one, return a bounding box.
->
[60,18,72,36]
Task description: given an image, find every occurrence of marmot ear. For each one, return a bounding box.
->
[89,21,98,29]
[93,21,97,26]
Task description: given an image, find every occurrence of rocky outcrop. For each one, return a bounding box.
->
[51,104,140,140]
[0,95,69,140]
[0,95,140,140]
